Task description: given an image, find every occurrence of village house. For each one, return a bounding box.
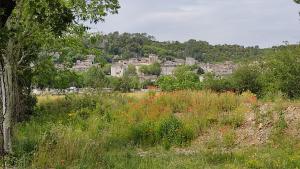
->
[161,59,185,76]
[111,63,128,77]
[149,54,159,63]
[72,55,96,72]
[111,54,237,81]
[111,54,160,77]
[198,62,214,73]
[213,61,237,76]
[198,61,237,77]
[185,57,197,66]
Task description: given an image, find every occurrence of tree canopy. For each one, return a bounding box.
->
[62,32,263,63]
[0,0,120,156]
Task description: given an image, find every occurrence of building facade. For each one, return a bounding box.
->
[185,57,197,66]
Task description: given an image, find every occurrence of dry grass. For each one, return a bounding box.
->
[37,95,65,105]
[124,91,150,99]
[14,91,300,169]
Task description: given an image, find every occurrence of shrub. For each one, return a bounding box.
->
[156,66,202,91]
[263,45,300,99]
[158,116,194,148]
[231,64,263,96]
[129,116,194,149]
[130,121,158,146]
[140,62,161,75]
[203,73,235,92]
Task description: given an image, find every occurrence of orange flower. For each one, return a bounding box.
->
[61,160,65,166]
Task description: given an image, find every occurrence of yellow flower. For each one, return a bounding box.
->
[68,112,76,117]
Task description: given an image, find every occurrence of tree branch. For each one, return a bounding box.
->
[17,51,29,65]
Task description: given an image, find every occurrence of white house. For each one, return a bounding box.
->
[111,63,128,77]
[185,57,197,66]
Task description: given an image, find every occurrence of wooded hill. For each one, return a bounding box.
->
[54,32,265,65]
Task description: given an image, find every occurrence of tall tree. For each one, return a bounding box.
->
[0,0,119,158]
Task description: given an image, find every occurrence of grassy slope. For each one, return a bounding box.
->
[11,91,300,169]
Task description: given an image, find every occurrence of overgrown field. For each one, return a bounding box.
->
[11,91,300,168]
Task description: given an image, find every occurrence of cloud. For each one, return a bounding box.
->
[90,0,300,47]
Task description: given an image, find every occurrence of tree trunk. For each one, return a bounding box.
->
[1,65,14,154]
[0,88,4,168]
[0,0,18,158]
[0,39,17,155]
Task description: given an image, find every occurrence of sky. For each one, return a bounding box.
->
[90,0,300,48]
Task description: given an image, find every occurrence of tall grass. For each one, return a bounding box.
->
[10,90,300,168]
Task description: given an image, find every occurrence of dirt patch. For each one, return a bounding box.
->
[180,103,300,151]
[284,106,300,138]
[236,103,300,146]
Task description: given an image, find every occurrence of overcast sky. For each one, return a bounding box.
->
[90,0,300,48]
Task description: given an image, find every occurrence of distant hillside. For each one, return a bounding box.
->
[52,32,298,66]
[84,32,263,63]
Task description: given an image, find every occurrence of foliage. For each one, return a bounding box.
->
[130,115,193,149]
[158,116,193,149]
[32,56,84,90]
[0,0,120,157]
[82,66,108,88]
[32,56,57,89]
[15,91,300,169]
[156,76,178,92]
[118,76,140,92]
[157,66,201,91]
[105,75,141,92]
[231,64,263,95]
[263,45,300,98]
[140,62,161,75]
[202,45,300,99]
[33,44,300,99]
[203,73,234,92]
[124,64,137,76]
[103,63,112,75]
[141,80,155,89]
[53,70,81,90]
[62,32,263,63]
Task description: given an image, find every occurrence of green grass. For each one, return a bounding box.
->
[9,91,300,168]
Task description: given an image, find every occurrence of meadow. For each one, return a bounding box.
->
[11,91,300,168]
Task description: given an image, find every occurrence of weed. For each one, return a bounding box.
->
[12,90,300,168]
[222,129,236,148]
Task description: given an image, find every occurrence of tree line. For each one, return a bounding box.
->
[33,42,300,101]
[53,32,263,65]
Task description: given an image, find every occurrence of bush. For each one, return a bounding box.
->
[129,116,194,149]
[231,64,263,96]
[82,66,108,88]
[263,45,300,99]
[157,66,202,91]
[203,73,235,92]
[203,64,263,96]
[140,62,161,75]
[130,121,158,146]
[158,116,194,148]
